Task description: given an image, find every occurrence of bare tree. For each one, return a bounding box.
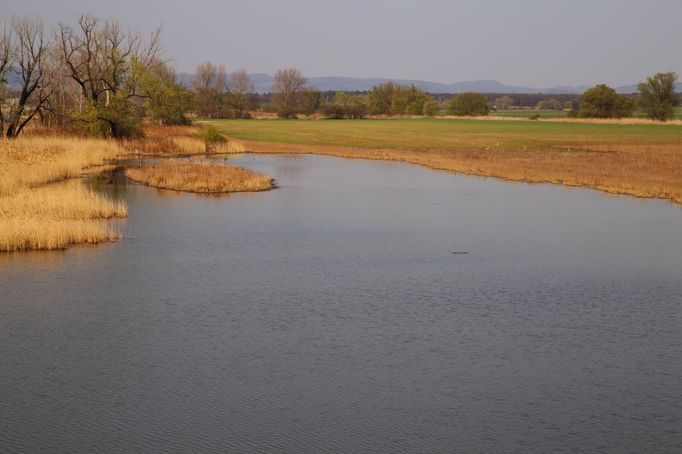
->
[193,62,228,118]
[1,17,52,139]
[0,22,12,136]
[494,95,514,110]
[227,68,254,118]
[272,68,307,118]
[59,15,163,137]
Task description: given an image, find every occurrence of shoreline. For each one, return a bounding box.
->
[223,136,682,206]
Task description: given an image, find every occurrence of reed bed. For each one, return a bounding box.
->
[125,159,273,193]
[0,137,127,252]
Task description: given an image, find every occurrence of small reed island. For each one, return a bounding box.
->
[125,159,274,193]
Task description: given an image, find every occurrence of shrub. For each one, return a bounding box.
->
[448,92,490,116]
[321,103,346,119]
[577,84,634,118]
[197,125,223,152]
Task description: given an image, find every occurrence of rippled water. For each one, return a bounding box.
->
[2,154,681,453]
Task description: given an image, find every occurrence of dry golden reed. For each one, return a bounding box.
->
[0,136,128,252]
[125,159,273,193]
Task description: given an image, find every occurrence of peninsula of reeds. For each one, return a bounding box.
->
[125,160,274,193]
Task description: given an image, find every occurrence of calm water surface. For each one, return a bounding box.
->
[1,154,681,453]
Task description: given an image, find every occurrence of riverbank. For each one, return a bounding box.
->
[126,160,274,193]
[0,126,267,252]
[208,118,682,205]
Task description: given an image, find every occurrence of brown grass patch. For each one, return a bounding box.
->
[125,160,273,193]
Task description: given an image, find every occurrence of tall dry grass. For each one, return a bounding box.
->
[125,159,273,193]
[0,137,128,252]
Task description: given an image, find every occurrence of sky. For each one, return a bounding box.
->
[2,0,681,87]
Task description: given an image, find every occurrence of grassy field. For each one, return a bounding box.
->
[208,117,682,204]
[209,117,682,152]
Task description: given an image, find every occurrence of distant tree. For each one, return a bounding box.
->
[367,82,397,115]
[423,99,440,116]
[578,84,633,118]
[448,92,490,116]
[139,61,191,125]
[537,98,562,110]
[320,93,367,119]
[272,68,307,118]
[638,72,678,121]
[347,95,368,119]
[391,85,431,115]
[227,68,254,118]
[495,95,514,110]
[193,62,228,118]
[298,88,322,116]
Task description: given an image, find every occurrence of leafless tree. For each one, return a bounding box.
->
[193,62,228,118]
[272,68,307,118]
[59,15,163,137]
[1,17,52,138]
[494,95,514,110]
[227,68,254,118]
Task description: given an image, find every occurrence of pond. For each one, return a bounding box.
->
[1,154,681,452]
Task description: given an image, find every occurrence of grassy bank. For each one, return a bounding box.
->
[207,118,682,205]
[126,160,273,193]
[0,136,127,251]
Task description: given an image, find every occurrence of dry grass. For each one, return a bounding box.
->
[125,159,273,193]
[0,136,122,194]
[0,137,128,252]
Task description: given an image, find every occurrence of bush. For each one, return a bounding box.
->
[448,92,490,116]
[321,103,346,119]
[577,84,634,118]
[423,99,440,116]
[197,125,223,152]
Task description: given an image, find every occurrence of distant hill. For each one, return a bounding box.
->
[177,72,682,94]
[7,68,681,95]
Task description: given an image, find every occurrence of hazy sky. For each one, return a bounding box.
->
[3,0,681,87]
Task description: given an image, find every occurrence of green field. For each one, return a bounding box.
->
[207,117,682,152]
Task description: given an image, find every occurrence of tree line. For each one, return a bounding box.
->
[1,15,679,140]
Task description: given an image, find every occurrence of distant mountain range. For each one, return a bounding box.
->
[178,72,682,94]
